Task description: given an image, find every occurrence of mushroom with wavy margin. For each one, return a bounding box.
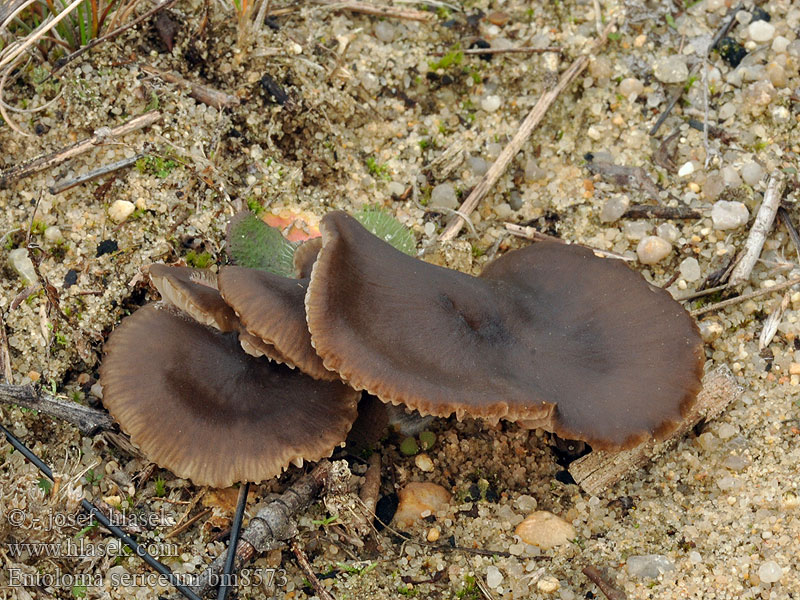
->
[99,304,359,488]
[304,211,704,450]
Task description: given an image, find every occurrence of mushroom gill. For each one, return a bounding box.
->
[99,304,359,488]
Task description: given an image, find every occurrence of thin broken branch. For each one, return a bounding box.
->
[778,206,800,264]
[728,173,785,287]
[0,111,161,188]
[568,366,741,495]
[690,276,800,317]
[431,46,562,56]
[187,461,331,598]
[312,0,433,21]
[437,21,616,242]
[142,66,240,109]
[49,155,142,194]
[582,566,627,600]
[622,204,702,220]
[0,384,114,435]
[290,539,336,600]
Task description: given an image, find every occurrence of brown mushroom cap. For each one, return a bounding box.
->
[217,266,338,381]
[99,304,359,487]
[305,211,704,449]
[148,264,238,332]
[148,264,293,365]
[293,237,322,279]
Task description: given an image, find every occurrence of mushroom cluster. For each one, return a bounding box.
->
[100,210,704,487]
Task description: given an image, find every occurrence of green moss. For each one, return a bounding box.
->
[366,156,391,180]
[135,155,177,178]
[428,49,463,71]
[185,250,213,269]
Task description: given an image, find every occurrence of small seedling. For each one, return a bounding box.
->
[154,477,166,497]
[312,514,339,526]
[428,49,463,72]
[37,477,53,495]
[399,436,419,456]
[418,431,436,450]
[185,250,213,269]
[366,157,391,181]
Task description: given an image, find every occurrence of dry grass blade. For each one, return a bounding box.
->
[437,21,617,242]
[759,292,790,350]
[691,277,800,317]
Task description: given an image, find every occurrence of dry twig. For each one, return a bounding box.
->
[778,206,800,264]
[142,65,240,109]
[431,46,562,56]
[582,565,627,600]
[504,223,633,262]
[690,276,800,317]
[622,204,702,220]
[187,461,332,598]
[0,111,161,188]
[49,155,143,194]
[290,539,336,600]
[437,21,616,242]
[568,366,741,495]
[0,314,12,383]
[311,0,433,21]
[728,173,784,286]
[0,383,114,434]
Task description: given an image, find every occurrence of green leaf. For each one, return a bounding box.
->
[226,212,296,276]
[353,206,416,256]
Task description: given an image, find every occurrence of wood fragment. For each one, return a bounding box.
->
[690,276,800,317]
[674,282,729,302]
[431,46,562,56]
[0,384,114,435]
[0,314,12,383]
[0,111,161,188]
[504,223,634,262]
[568,366,741,495]
[727,173,785,286]
[166,507,213,539]
[778,206,800,264]
[759,292,790,350]
[582,565,627,600]
[290,539,336,600]
[312,0,433,21]
[437,22,616,242]
[49,155,142,194]
[622,204,702,220]
[187,461,331,598]
[141,66,240,109]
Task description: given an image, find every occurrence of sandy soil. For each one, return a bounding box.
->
[1,0,799,599]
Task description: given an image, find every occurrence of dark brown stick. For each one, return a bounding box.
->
[582,566,627,600]
[0,111,161,188]
[0,314,12,383]
[141,66,240,109]
[290,539,336,600]
[187,461,331,598]
[622,205,702,220]
[431,46,562,56]
[0,383,114,435]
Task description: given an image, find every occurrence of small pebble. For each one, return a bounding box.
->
[711,201,749,230]
[618,77,643,98]
[374,21,395,43]
[717,423,737,439]
[637,236,672,265]
[515,511,575,549]
[626,554,675,579]
[599,196,629,223]
[9,248,37,284]
[537,576,560,594]
[44,226,63,243]
[758,561,782,583]
[748,20,775,43]
[414,453,434,472]
[514,494,538,513]
[485,566,503,589]
[679,257,701,282]
[721,166,742,186]
[678,161,695,177]
[430,183,458,210]
[394,482,451,527]
[656,222,679,243]
[387,181,406,196]
[653,56,688,83]
[467,156,488,177]
[741,161,764,186]
[109,200,135,223]
[481,95,502,113]
[426,527,440,542]
[698,319,723,342]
